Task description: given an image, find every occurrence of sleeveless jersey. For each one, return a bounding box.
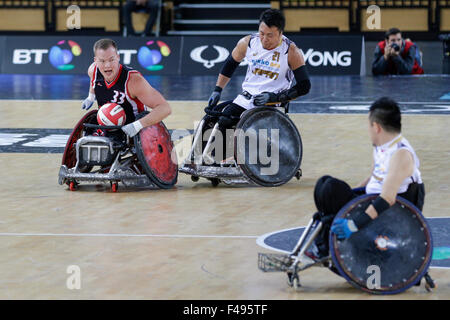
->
[92,64,147,124]
[366,134,422,194]
[233,34,294,110]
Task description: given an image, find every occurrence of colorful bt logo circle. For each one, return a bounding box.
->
[137,40,171,71]
[49,40,82,71]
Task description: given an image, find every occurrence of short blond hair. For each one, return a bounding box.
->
[93,39,118,54]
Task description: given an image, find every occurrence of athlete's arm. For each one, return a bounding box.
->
[87,62,96,94]
[215,35,249,89]
[253,42,310,106]
[286,43,310,97]
[206,35,249,108]
[287,42,305,70]
[82,62,97,110]
[331,150,414,239]
[127,72,171,128]
[365,149,415,219]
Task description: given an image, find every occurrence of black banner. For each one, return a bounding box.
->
[180,36,247,76]
[0,35,362,75]
[289,35,363,75]
[180,35,363,76]
[1,36,182,75]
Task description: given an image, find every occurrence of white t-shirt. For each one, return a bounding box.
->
[233,34,294,110]
[366,134,422,194]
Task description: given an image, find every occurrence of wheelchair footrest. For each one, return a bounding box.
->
[258,253,294,272]
[58,165,156,188]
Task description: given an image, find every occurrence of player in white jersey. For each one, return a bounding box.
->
[203,9,310,163]
[306,97,425,261]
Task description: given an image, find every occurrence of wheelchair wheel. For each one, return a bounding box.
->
[61,110,98,171]
[234,107,302,187]
[329,194,433,295]
[134,121,178,189]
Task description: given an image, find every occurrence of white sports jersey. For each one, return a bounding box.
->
[233,34,294,110]
[366,134,422,194]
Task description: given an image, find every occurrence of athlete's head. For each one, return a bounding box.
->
[368,97,402,145]
[258,9,285,50]
[385,28,403,50]
[93,39,120,83]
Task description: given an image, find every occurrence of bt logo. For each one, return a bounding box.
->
[137,40,171,71]
[12,40,82,71]
[49,40,82,70]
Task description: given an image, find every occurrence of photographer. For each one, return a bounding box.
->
[372,28,424,75]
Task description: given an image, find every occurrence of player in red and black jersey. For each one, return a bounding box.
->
[81,39,171,137]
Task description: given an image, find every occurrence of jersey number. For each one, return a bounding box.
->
[112,90,126,104]
[272,52,280,62]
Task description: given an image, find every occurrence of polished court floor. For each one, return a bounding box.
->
[0,75,449,299]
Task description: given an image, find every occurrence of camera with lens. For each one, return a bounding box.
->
[390,43,400,52]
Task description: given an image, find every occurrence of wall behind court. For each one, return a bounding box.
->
[0,35,364,76]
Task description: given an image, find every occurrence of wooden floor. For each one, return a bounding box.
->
[0,100,449,299]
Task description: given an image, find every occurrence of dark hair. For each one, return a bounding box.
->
[369,97,402,133]
[259,9,285,32]
[385,28,401,39]
[93,39,118,54]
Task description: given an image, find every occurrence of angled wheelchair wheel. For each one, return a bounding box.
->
[61,110,98,170]
[329,194,433,295]
[234,107,302,187]
[134,121,178,189]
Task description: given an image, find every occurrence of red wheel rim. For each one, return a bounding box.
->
[135,122,178,187]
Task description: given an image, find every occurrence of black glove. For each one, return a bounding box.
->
[208,86,222,108]
[253,92,278,106]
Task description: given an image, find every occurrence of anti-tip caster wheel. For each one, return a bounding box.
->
[293,277,301,290]
[111,182,119,193]
[191,176,199,182]
[287,272,300,288]
[69,181,77,191]
[210,178,220,187]
[295,169,302,180]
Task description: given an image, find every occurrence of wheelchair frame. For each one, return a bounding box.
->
[179,102,302,187]
[258,194,436,294]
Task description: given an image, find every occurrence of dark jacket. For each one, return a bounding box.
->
[372,40,424,75]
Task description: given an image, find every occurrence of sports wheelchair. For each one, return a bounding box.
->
[179,101,303,187]
[258,193,436,294]
[58,110,178,192]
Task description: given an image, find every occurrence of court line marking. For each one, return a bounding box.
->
[256,226,299,254]
[0,232,258,239]
[429,266,450,270]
